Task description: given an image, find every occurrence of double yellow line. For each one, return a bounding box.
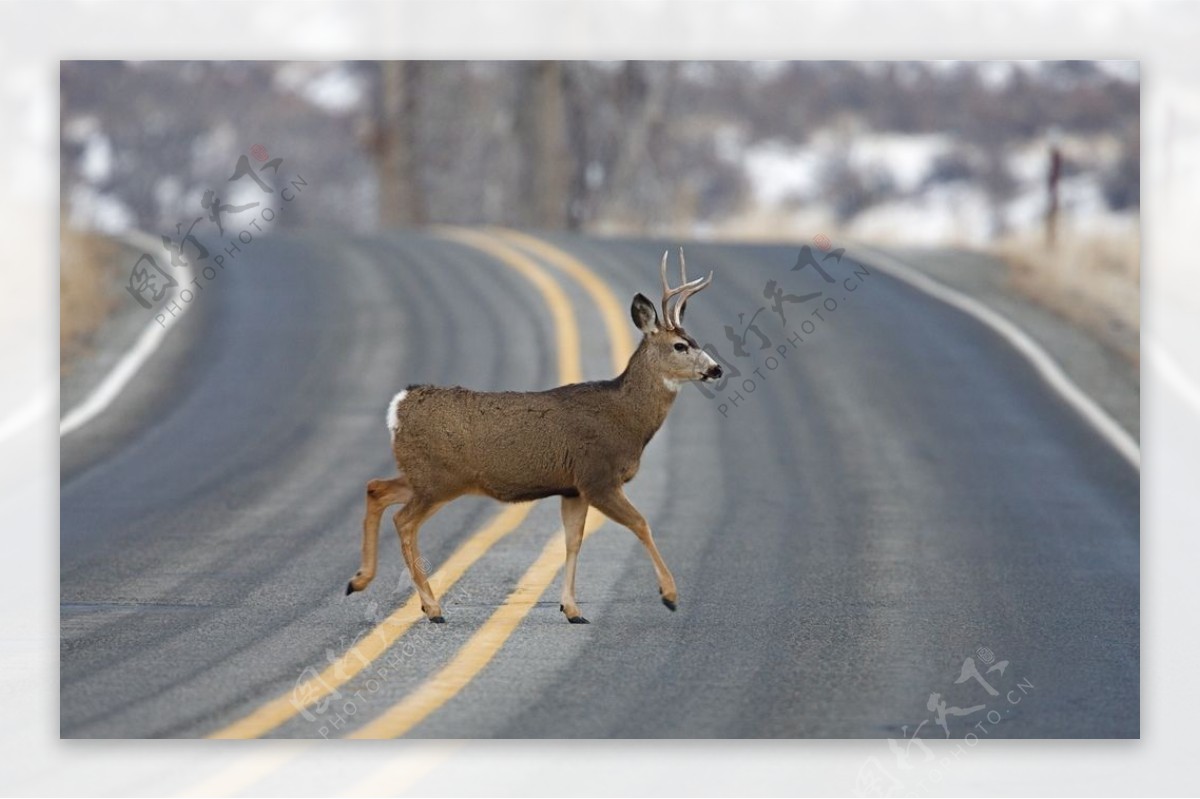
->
[205,228,629,749]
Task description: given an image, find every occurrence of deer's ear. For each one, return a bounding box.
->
[630,293,659,333]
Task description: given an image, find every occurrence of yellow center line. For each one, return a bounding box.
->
[435,226,583,384]
[490,227,634,370]
[206,503,533,740]
[344,230,631,740]
[347,512,607,740]
[205,228,584,743]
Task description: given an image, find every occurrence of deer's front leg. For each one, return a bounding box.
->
[559,494,590,624]
[585,486,678,612]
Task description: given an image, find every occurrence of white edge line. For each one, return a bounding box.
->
[848,242,1141,471]
[59,230,193,437]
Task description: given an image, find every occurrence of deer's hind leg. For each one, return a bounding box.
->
[585,486,679,612]
[392,496,448,622]
[347,475,413,594]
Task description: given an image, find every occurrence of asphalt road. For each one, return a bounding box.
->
[59,229,1139,740]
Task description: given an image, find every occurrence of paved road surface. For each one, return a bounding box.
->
[60,229,1138,740]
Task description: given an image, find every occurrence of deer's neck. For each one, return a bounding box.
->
[613,343,679,444]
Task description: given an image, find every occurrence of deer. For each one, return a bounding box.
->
[346,249,722,624]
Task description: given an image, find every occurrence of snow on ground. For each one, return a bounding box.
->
[740,129,1133,246]
[849,182,995,245]
[846,133,951,194]
[68,185,133,234]
[273,63,364,115]
[743,131,951,206]
[743,141,824,206]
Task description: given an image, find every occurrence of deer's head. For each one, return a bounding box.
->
[630,249,723,391]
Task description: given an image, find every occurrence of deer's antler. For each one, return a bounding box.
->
[660,248,712,330]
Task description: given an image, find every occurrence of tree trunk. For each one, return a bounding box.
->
[601,62,676,230]
[376,62,425,227]
[515,62,571,229]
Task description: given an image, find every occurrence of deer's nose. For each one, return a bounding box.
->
[705,364,723,380]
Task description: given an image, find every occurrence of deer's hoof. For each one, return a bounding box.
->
[428,615,446,624]
[347,571,372,594]
[561,604,588,623]
[661,596,677,612]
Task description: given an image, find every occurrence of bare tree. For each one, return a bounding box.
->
[367,62,426,227]
[514,61,571,229]
[600,62,678,228]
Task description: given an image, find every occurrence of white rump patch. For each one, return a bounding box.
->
[662,377,682,393]
[386,389,408,434]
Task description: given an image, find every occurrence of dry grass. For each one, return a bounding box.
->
[994,225,1140,366]
[61,221,120,372]
[590,205,845,247]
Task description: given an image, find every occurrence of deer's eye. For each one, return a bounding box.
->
[673,342,689,353]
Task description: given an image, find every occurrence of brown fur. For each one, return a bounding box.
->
[347,261,720,623]
[393,346,679,504]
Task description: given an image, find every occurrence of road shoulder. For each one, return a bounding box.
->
[854,244,1139,440]
[60,233,211,479]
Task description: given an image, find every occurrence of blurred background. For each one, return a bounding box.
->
[59,60,1140,376]
[58,60,1140,370]
[60,61,1140,236]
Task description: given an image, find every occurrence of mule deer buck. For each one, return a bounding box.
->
[347,249,722,623]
